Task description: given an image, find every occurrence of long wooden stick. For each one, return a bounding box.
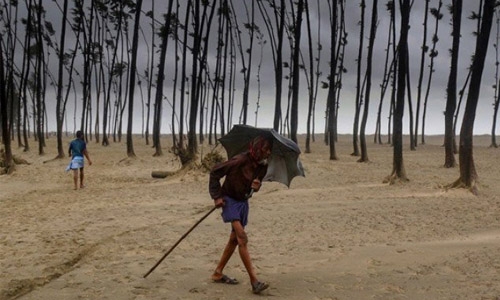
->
[143,206,217,278]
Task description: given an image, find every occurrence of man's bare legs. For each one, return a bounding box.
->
[212,231,237,280]
[72,168,85,189]
[212,220,264,288]
[72,169,78,190]
[79,168,85,188]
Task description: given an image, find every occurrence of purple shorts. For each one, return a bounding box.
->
[221,196,249,227]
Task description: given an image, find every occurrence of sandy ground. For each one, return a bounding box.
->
[1,133,499,300]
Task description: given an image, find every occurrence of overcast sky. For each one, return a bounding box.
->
[10,0,500,135]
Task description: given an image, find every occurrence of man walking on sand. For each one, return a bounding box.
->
[209,135,271,294]
[68,130,92,190]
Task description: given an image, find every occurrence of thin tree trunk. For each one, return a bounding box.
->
[152,0,175,156]
[444,0,461,167]
[55,0,69,159]
[188,0,201,159]
[290,0,304,143]
[421,1,443,145]
[490,9,500,148]
[126,0,143,157]
[385,0,410,183]
[414,0,430,148]
[0,43,14,174]
[450,0,494,194]
[327,0,338,160]
[352,0,365,157]
[359,0,377,162]
[36,0,45,155]
[305,0,314,153]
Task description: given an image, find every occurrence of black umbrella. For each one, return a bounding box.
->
[219,124,305,188]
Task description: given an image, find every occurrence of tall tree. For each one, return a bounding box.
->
[491,8,500,148]
[187,0,201,158]
[448,0,495,194]
[0,43,14,174]
[414,0,430,148]
[126,0,143,157]
[35,0,46,155]
[290,0,304,143]
[444,0,462,167]
[352,0,366,156]
[421,0,443,145]
[385,0,410,183]
[55,0,69,159]
[231,0,255,126]
[144,1,156,146]
[194,0,217,145]
[374,1,395,145]
[326,0,339,160]
[152,0,175,156]
[305,1,319,153]
[257,0,286,132]
[358,0,378,162]
[2,0,21,148]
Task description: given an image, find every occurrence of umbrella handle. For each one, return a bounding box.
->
[245,189,254,199]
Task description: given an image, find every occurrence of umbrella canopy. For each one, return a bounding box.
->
[218,124,305,187]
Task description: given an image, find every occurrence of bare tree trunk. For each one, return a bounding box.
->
[290,0,304,143]
[305,0,314,153]
[421,1,443,145]
[375,2,395,145]
[177,0,192,155]
[195,0,217,146]
[126,0,143,157]
[152,0,175,156]
[387,0,397,146]
[414,0,430,148]
[231,0,255,126]
[449,0,494,194]
[444,0,462,167]
[385,0,410,184]
[352,0,365,157]
[35,0,45,155]
[1,43,14,174]
[490,8,500,148]
[406,51,415,151]
[55,0,69,159]
[359,0,377,162]
[257,0,286,132]
[188,0,201,159]
[327,0,338,160]
[144,0,155,146]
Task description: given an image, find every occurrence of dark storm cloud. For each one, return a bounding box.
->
[11,0,498,134]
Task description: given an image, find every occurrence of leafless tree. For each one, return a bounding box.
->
[326,0,339,160]
[54,0,69,159]
[384,0,410,184]
[257,0,286,132]
[374,1,396,145]
[152,0,175,156]
[421,0,443,145]
[1,43,14,174]
[126,0,143,157]
[444,0,462,168]
[414,0,430,148]
[358,0,378,162]
[447,0,495,195]
[490,9,500,148]
[290,0,304,143]
[352,0,366,157]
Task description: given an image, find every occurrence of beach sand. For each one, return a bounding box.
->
[1,134,499,300]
